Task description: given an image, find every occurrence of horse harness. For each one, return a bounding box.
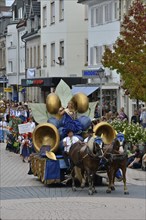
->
[103,141,127,162]
[74,145,100,166]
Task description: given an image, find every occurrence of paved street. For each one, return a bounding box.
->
[0,143,146,220]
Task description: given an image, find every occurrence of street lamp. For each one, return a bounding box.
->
[98,67,105,117]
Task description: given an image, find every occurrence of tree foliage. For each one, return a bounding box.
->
[102,0,146,101]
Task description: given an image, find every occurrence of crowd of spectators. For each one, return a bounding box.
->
[94,106,146,129]
[0,100,37,162]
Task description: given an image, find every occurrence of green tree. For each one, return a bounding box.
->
[102,0,146,101]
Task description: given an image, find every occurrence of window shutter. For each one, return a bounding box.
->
[90,47,94,65]
[91,8,94,26]
[96,46,103,64]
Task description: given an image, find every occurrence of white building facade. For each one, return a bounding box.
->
[6,21,26,102]
[5,0,39,102]
[21,0,88,102]
[6,21,19,101]
[78,0,139,118]
[40,0,88,78]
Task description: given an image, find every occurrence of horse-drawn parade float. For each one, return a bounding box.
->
[26,80,129,195]
[1,80,145,195]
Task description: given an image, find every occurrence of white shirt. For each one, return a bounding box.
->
[0,121,7,131]
[84,137,89,143]
[140,111,146,123]
[63,136,79,152]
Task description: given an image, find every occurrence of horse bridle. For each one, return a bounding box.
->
[84,145,102,160]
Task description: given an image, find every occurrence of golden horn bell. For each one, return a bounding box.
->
[0,100,6,114]
[71,93,89,113]
[32,123,60,152]
[93,122,116,144]
[46,93,61,114]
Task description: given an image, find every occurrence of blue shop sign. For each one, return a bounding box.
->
[82,70,101,78]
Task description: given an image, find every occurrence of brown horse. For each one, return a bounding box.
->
[103,138,129,194]
[69,137,103,195]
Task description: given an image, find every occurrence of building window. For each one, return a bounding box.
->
[26,48,29,68]
[84,5,88,20]
[95,6,103,25]
[114,1,119,20]
[91,8,94,26]
[50,1,55,24]
[51,43,55,66]
[119,0,124,21]
[34,46,36,67]
[90,47,94,65]
[12,10,15,20]
[38,45,40,67]
[59,41,64,61]
[95,46,103,64]
[8,61,13,73]
[59,0,64,21]
[18,8,23,19]
[85,39,88,65]
[30,47,32,67]
[1,49,5,68]
[43,45,47,67]
[91,2,120,26]
[104,2,112,23]
[43,6,47,27]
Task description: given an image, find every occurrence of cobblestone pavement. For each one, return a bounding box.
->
[0,143,146,220]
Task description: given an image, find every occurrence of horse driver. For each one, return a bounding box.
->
[84,128,94,143]
[63,129,80,172]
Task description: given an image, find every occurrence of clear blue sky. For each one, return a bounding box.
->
[6,0,14,6]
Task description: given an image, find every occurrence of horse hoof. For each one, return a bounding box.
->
[72,187,76,192]
[124,191,129,195]
[106,189,111,193]
[93,189,97,193]
[111,186,115,191]
[81,184,85,189]
[88,190,93,195]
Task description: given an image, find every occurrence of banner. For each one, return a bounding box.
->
[18,123,32,134]
[27,68,36,78]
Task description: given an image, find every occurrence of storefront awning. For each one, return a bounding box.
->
[72,86,99,96]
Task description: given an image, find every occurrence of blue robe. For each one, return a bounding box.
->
[61,113,83,137]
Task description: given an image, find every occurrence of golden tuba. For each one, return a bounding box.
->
[32,123,60,152]
[46,93,61,114]
[0,100,6,115]
[93,122,116,144]
[71,93,89,113]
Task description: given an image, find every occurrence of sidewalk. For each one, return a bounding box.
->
[0,142,42,188]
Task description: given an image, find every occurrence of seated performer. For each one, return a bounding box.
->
[63,129,80,170]
[59,101,83,138]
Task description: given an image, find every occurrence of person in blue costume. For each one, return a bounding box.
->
[59,101,83,138]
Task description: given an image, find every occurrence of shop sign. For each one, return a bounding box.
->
[82,69,103,78]
[26,79,44,85]
[4,87,12,92]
